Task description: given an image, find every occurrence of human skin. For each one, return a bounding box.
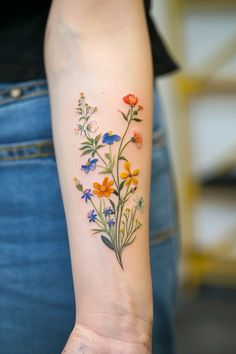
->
[44,1,154,353]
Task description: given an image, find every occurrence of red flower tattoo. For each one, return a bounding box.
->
[123,94,138,107]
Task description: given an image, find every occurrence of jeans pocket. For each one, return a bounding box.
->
[0,79,48,107]
[0,80,51,145]
[0,137,74,354]
[0,138,54,162]
[0,138,66,247]
[149,127,177,245]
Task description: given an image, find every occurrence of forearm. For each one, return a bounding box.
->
[45,0,153,348]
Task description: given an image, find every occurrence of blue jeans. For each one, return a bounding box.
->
[0,79,178,354]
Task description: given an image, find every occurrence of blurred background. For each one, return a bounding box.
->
[153,1,236,353]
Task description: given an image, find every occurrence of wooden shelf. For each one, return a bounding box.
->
[168,0,236,287]
[186,251,236,287]
[177,76,236,95]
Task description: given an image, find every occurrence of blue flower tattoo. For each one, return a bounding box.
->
[102,131,121,145]
[81,158,98,173]
[81,189,93,203]
[103,207,114,217]
[107,219,116,227]
[87,209,97,222]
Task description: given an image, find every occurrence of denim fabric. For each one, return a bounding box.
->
[150,91,178,354]
[0,79,178,354]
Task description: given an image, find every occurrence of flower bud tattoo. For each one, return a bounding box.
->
[73,92,144,269]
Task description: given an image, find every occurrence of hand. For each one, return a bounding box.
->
[62,322,152,354]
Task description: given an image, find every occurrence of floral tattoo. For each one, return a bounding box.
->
[73,92,144,269]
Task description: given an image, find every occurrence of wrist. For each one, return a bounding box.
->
[71,319,152,354]
[75,271,153,342]
[75,308,153,347]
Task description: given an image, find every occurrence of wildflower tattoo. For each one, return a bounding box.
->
[73,92,144,269]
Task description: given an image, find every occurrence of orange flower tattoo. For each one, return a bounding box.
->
[93,177,114,198]
[123,94,138,107]
[132,130,143,149]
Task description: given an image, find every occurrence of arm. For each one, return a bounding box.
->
[44,1,154,353]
